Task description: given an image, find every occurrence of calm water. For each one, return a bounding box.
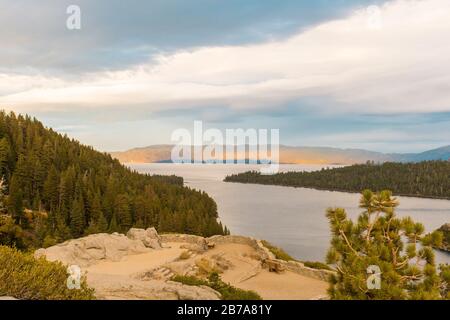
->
[130,163,450,264]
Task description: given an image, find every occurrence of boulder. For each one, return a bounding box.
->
[127,227,162,249]
[264,259,286,273]
[35,233,150,267]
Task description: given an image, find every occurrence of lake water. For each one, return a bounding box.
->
[130,163,450,264]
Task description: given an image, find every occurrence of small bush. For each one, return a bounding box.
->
[208,272,262,300]
[195,258,220,276]
[172,273,262,300]
[302,261,333,271]
[172,275,209,287]
[261,240,295,262]
[178,251,191,260]
[0,245,95,300]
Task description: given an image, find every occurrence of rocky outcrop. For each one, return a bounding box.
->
[127,227,162,249]
[160,234,208,249]
[160,234,334,280]
[35,229,331,300]
[204,235,334,281]
[35,228,162,267]
[88,274,220,300]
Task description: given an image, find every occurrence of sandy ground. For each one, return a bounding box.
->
[87,243,184,276]
[203,243,328,300]
[85,242,328,300]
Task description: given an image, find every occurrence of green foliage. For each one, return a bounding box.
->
[207,272,262,300]
[0,111,228,249]
[326,190,449,300]
[436,224,450,251]
[70,197,85,237]
[7,174,24,224]
[225,161,450,199]
[0,215,24,248]
[178,251,191,260]
[42,235,57,248]
[0,245,95,300]
[171,272,262,300]
[261,240,295,262]
[302,261,333,271]
[172,275,209,287]
[440,264,450,299]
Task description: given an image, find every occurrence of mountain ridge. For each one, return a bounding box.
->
[110,144,450,165]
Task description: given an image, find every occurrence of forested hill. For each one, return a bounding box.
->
[224,161,450,199]
[0,111,228,249]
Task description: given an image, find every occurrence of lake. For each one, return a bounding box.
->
[130,163,450,264]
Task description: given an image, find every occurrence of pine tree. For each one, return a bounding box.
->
[0,177,7,214]
[13,154,33,205]
[0,137,11,177]
[89,193,103,222]
[326,190,447,299]
[7,174,24,225]
[55,216,71,242]
[114,194,132,231]
[70,197,85,237]
[108,213,119,233]
[43,165,59,212]
[97,211,108,233]
[84,219,100,235]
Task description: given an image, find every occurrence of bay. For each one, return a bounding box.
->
[130,163,450,264]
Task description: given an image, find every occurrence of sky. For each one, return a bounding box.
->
[1,0,449,153]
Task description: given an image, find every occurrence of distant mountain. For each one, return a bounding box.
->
[396,145,450,162]
[110,145,450,165]
[110,145,174,163]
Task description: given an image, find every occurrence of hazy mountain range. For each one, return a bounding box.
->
[110,145,450,165]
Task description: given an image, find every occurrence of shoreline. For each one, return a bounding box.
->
[223,180,450,201]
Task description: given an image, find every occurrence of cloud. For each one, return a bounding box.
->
[0,0,377,73]
[1,0,449,119]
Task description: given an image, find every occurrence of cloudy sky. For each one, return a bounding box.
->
[1,0,449,152]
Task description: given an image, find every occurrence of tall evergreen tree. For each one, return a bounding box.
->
[114,194,132,231]
[0,137,11,177]
[7,174,24,225]
[97,212,108,233]
[108,213,119,233]
[70,197,85,237]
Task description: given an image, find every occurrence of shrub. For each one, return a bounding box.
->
[302,261,333,271]
[261,240,295,262]
[172,273,262,300]
[171,275,209,287]
[195,258,220,276]
[208,272,262,300]
[178,251,191,260]
[0,245,95,300]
